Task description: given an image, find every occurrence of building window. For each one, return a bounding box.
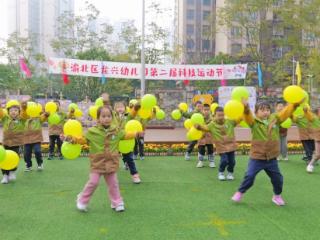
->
[187,39,195,50]
[202,25,210,35]
[272,46,283,59]
[203,0,211,6]
[203,11,210,21]
[187,0,195,5]
[187,24,194,35]
[187,9,195,20]
[231,26,242,38]
[202,40,210,51]
[272,26,284,38]
[231,44,242,55]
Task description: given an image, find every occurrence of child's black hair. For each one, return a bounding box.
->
[203,103,210,108]
[97,106,113,119]
[255,101,271,113]
[214,106,224,114]
[275,100,285,106]
[194,101,203,106]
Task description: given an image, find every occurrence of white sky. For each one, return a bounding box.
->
[0,0,174,40]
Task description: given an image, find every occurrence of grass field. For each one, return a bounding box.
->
[1,154,320,240]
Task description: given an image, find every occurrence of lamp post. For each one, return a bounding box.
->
[141,0,146,97]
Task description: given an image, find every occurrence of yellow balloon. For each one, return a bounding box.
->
[63,119,83,137]
[224,100,244,120]
[118,139,135,154]
[74,109,83,118]
[26,102,41,117]
[0,150,20,170]
[184,119,193,130]
[283,85,304,103]
[179,103,188,112]
[45,102,57,114]
[210,103,219,113]
[138,108,152,119]
[89,106,98,120]
[6,100,20,109]
[125,120,143,133]
[186,127,203,141]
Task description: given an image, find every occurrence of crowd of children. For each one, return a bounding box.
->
[1,92,319,213]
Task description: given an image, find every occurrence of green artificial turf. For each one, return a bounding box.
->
[0,155,320,240]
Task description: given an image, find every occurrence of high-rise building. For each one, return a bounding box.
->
[174,0,216,64]
[8,0,74,59]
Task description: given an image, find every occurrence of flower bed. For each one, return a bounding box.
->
[39,142,305,157]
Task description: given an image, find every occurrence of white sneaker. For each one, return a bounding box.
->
[209,161,216,168]
[277,157,282,161]
[226,172,234,180]
[1,175,9,184]
[24,167,32,172]
[115,203,125,212]
[306,164,314,173]
[218,172,226,181]
[185,153,190,161]
[8,171,16,181]
[76,201,87,212]
[133,155,138,160]
[196,161,204,168]
[283,156,288,161]
[37,164,44,171]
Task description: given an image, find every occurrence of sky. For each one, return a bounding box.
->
[0,0,174,40]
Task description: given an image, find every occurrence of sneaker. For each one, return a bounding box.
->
[218,172,226,181]
[283,156,288,161]
[277,156,282,161]
[1,175,9,184]
[47,156,54,160]
[185,152,190,161]
[306,164,314,173]
[196,161,204,168]
[59,156,64,160]
[209,161,216,168]
[231,192,243,202]
[24,167,32,172]
[8,171,16,181]
[76,194,87,212]
[226,172,234,181]
[140,156,144,160]
[37,164,44,171]
[133,154,138,160]
[123,163,129,170]
[272,195,285,206]
[115,203,125,212]
[132,174,141,184]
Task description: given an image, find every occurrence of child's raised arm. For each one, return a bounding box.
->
[20,101,29,120]
[194,124,210,132]
[243,103,255,126]
[277,104,297,123]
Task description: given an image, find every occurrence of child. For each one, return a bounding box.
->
[182,101,203,160]
[196,106,238,181]
[306,108,320,173]
[0,101,27,184]
[196,103,215,168]
[275,101,288,161]
[114,101,141,183]
[231,100,297,206]
[24,105,49,171]
[292,107,315,162]
[66,106,141,212]
[48,100,67,160]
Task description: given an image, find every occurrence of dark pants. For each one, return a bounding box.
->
[198,144,214,156]
[122,152,138,175]
[219,151,236,173]
[2,145,20,176]
[49,135,63,157]
[134,137,144,157]
[186,141,197,154]
[301,140,315,161]
[24,142,43,168]
[238,159,283,195]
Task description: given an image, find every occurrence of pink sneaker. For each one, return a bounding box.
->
[132,174,141,184]
[231,192,243,202]
[272,195,285,206]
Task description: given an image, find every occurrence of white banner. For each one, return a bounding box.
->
[218,86,257,113]
[48,58,247,80]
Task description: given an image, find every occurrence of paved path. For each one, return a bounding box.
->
[0,127,301,143]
